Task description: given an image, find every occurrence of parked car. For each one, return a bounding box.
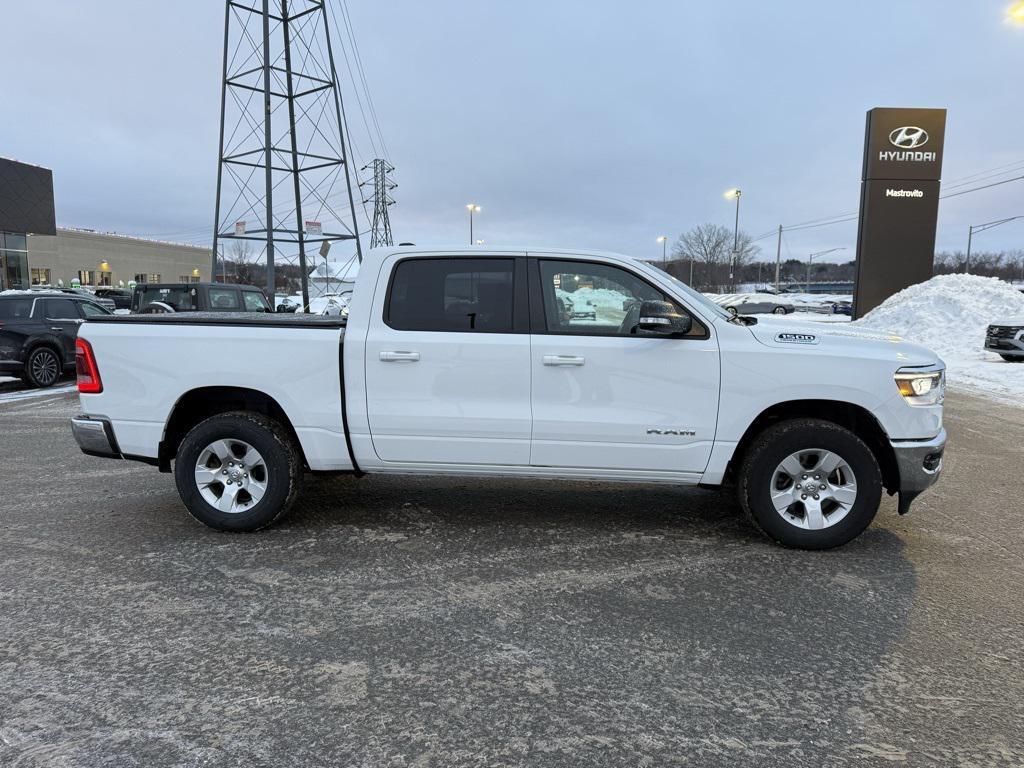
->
[713,293,795,316]
[0,292,112,387]
[93,287,133,311]
[72,245,946,550]
[25,287,117,312]
[830,300,853,316]
[130,282,272,314]
[274,294,301,313]
[984,319,1024,362]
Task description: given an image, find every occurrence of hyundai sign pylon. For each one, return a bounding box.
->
[852,107,946,319]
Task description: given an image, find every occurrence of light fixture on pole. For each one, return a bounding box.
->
[466,204,481,245]
[724,188,742,281]
[656,236,667,263]
[806,247,844,289]
[966,215,1023,273]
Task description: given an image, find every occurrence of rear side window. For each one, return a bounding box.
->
[0,299,34,319]
[79,301,109,317]
[208,288,241,310]
[135,286,196,311]
[386,258,514,332]
[43,298,81,319]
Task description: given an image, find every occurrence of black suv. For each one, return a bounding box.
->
[0,293,112,388]
[130,282,272,313]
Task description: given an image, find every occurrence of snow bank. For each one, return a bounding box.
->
[856,274,1024,402]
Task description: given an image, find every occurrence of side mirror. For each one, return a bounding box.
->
[637,300,692,336]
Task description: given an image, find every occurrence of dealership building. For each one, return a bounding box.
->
[1,157,210,291]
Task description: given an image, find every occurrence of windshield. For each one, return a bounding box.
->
[632,261,733,321]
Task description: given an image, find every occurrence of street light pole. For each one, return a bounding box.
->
[657,236,667,263]
[466,204,480,245]
[774,224,783,292]
[806,247,844,291]
[966,216,1023,274]
[724,188,742,283]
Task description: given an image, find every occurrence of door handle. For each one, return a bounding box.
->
[543,355,585,366]
[51,326,63,332]
[379,351,420,362]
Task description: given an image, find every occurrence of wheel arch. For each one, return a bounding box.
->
[727,399,898,494]
[26,338,66,366]
[160,386,306,472]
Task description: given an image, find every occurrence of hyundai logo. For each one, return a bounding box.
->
[889,126,929,149]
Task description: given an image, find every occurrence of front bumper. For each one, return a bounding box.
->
[890,428,946,514]
[71,415,121,459]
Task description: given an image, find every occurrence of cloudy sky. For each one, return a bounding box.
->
[4,1,1023,264]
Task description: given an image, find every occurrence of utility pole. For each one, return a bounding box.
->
[966,216,1024,274]
[806,247,844,291]
[657,236,667,263]
[360,159,397,248]
[212,0,363,305]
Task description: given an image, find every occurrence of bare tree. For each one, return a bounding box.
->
[229,241,259,286]
[671,223,761,291]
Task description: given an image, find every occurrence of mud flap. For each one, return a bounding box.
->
[897,490,921,516]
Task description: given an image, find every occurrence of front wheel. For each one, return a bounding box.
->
[773,306,788,315]
[174,411,302,531]
[737,418,882,549]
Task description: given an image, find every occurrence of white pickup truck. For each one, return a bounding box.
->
[71,246,946,549]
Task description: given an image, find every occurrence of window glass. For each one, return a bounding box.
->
[539,260,701,337]
[79,301,109,317]
[387,258,514,332]
[208,288,241,310]
[134,285,196,312]
[0,299,34,319]
[44,298,80,319]
[242,290,270,312]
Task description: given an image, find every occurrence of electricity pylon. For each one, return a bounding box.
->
[360,159,396,248]
[211,0,363,307]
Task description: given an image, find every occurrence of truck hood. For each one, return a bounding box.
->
[744,315,941,367]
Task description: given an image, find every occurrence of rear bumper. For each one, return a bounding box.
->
[71,415,121,459]
[890,428,946,514]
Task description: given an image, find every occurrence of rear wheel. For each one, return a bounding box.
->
[738,418,882,549]
[24,346,61,388]
[772,306,787,315]
[174,411,302,531]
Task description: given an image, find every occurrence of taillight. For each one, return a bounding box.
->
[76,338,103,394]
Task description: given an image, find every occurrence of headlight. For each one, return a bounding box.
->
[894,368,945,406]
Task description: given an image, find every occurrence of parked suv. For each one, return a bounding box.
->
[985,319,1024,362]
[93,287,132,311]
[130,282,272,314]
[0,293,112,387]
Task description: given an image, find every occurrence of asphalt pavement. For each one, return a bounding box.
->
[0,388,1022,767]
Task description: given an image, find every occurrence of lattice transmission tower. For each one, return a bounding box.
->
[211,0,363,306]
[360,159,396,248]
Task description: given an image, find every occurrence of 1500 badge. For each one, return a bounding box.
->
[775,332,818,345]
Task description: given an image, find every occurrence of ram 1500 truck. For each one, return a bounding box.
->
[70,247,946,549]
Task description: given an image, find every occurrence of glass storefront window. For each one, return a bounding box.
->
[1,232,30,291]
[30,268,51,285]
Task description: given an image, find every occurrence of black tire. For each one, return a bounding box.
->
[174,411,302,532]
[737,418,882,550]
[999,354,1024,363]
[24,346,62,388]
[773,306,787,315]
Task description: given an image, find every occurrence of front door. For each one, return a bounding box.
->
[364,254,532,465]
[529,257,720,475]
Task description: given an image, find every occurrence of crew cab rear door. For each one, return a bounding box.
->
[363,253,532,465]
[528,255,720,475]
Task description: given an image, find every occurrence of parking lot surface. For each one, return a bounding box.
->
[1,389,1022,767]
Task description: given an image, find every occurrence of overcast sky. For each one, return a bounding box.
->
[4,1,1023,264]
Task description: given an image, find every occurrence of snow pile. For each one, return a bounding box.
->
[565,287,628,310]
[856,274,1024,402]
